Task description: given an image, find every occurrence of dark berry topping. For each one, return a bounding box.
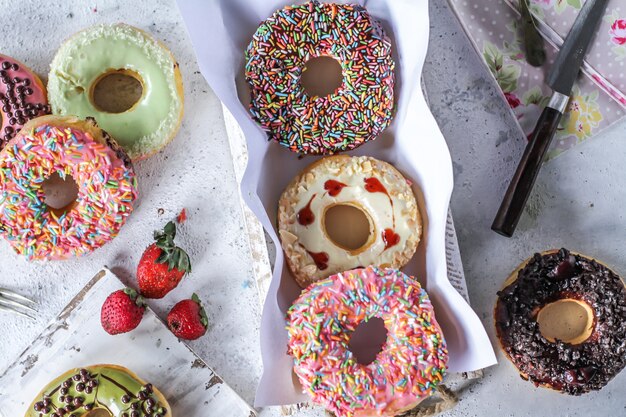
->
[496,249,626,395]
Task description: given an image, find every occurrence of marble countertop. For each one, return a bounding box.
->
[0,1,624,416]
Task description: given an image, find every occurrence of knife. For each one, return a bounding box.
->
[491,0,609,237]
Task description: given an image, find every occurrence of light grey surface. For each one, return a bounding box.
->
[0,1,624,417]
[0,269,254,417]
[0,0,263,410]
[423,1,626,416]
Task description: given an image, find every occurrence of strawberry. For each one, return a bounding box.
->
[167,293,208,340]
[101,288,146,335]
[176,208,187,224]
[138,221,191,299]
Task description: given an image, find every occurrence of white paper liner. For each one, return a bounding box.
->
[177,0,497,406]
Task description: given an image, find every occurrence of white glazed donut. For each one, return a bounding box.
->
[278,155,421,287]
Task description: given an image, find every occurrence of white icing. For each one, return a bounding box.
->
[279,156,420,284]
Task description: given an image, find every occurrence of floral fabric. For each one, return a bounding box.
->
[449,0,625,159]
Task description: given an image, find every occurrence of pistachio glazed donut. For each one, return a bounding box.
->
[27,365,170,417]
[48,24,184,160]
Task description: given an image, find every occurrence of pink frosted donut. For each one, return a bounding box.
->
[0,54,50,149]
[0,115,138,260]
[287,267,448,417]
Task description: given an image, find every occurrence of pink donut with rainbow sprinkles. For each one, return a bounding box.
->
[0,115,138,260]
[287,266,448,417]
[0,54,50,149]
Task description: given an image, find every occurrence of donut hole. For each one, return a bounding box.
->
[536,299,594,344]
[42,172,79,215]
[91,69,144,113]
[300,56,343,97]
[323,203,374,253]
[348,317,387,365]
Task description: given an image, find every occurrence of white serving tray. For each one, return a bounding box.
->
[177,0,497,406]
[0,268,255,417]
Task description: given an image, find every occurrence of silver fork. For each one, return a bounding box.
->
[0,288,37,320]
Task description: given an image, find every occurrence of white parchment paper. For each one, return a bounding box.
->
[177,0,497,406]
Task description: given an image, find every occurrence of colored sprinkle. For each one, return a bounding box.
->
[286,266,448,417]
[244,1,395,155]
[0,123,138,260]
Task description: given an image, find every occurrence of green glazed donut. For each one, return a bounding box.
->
[48,24,184,161]
[26,365,170,417]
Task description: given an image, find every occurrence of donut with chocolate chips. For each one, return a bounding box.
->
[0,54,50,149]
[26,364,170,417]
[495,249,626,395]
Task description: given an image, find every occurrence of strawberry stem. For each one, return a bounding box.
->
[152,221,192,273]
[191,293,209,328]
[123,287,146,308]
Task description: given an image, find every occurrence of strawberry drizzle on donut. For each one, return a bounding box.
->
[382,228,400,251]
[364,177,395,227]
[297,194,316,226]
[323,179,347,197]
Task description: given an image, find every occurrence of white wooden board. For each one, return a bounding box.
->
[0,268,256,417]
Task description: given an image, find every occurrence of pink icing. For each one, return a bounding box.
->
[0,54,49,148]
[0,123,137,260]
[287,267,448,417]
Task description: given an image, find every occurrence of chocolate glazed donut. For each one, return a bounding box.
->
[495,249,626,395]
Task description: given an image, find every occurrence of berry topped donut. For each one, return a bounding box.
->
[0,54,50,149]
[48,24,184,161]
[0,115,138,260]
[245,1,395,155]
[279,155,420,287]
[495,249,626,395]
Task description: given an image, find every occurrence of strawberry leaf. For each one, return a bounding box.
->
[169,250,181,271]
[164,221,176,239]
[135,294,147,308]
[123,287,145,308]
[192,294,209,328]
[179,252,191,273]
[123,287,138,299]
[152,221,191,274]
[156,251,169,264]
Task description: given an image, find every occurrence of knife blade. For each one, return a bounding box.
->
[491,0,609,238]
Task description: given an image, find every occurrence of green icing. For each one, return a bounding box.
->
[48,24,182,160]
[26,366,166,417]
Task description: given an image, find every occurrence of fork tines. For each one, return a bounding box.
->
[0,288,37,320]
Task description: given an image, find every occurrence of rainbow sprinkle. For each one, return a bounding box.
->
[0,123,138,260]
[286,266,448,417]
[245,1,395,155]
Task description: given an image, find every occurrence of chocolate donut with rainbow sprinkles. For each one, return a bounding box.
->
[245,1,395,155]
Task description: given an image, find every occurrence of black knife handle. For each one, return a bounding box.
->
[491,106,563,237]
